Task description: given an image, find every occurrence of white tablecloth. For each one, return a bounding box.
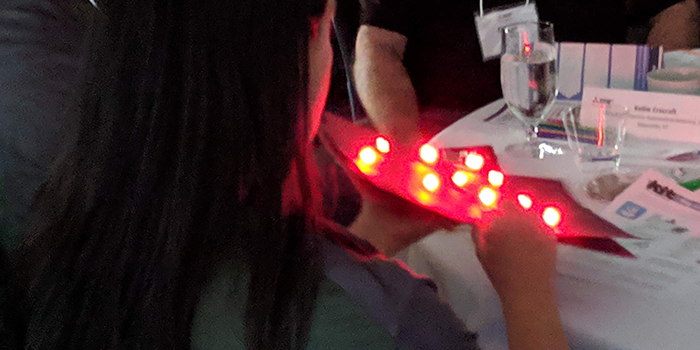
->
[399,99,700,350]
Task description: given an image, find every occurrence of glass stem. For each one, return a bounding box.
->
[525,124,538,143]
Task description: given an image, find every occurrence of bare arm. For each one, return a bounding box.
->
[474,205,570,350]
[500,288,569,350]
[353,25,420,144]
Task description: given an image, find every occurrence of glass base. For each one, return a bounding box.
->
[505,141,567,159]
[574,154,623,174]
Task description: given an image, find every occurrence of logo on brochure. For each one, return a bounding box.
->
[646,180,676,200]
[592,97,613,105]
[616,201,647,220]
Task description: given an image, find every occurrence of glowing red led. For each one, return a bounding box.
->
[488,170,504,187]
[420,144,439,164]
[422,173,440,192]
[451,171,470,187]
[465,153,485,171]
[478,187,498,207]
[376,137,391,154]
[517,194,533,210]
[597,103,606,148]
[542,207,562,227]
[358,147,378,166]
[522,31,532,55]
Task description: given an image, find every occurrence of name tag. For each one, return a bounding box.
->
[581,87,700,145]
[474,2,539,61]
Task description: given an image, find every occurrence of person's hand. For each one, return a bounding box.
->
[348,173,459,256]
[471,201,558,303]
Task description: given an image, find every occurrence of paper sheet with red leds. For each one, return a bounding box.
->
[319,113,635,244]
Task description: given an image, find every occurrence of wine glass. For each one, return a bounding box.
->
[500,22,558,158]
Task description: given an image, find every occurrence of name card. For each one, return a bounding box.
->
[580,87,700,144]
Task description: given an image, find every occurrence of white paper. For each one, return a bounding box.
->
[557,43,585,99]
[580,87,700,145]
[583,44,612,89]
[597,169,700,295]
[609,45,638,89]
[556,44,662,101]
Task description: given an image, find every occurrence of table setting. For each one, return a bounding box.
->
[398,22,700,350]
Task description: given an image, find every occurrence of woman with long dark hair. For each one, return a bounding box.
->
[6,0,568,348]
[13,0,333,348]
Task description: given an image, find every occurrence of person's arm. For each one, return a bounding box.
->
[500,289,568,350]
[473,204,569,350]
[353,25,420,144]
[348,25,447,257]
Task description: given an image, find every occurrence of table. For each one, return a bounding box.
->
[398,99,700,350]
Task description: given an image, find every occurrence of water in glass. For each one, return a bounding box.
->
[500,42,558,125]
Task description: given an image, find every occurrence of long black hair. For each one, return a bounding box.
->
[12,0,327,348]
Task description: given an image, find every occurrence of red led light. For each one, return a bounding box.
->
[422,173,440,192]
[523,31,532,55]
[465,153,485,171]
[597,103,606,148]
[376,137,391,154]
[517,194,533,210]
[542,207,562,227]
[488,170,504,187]
[478,187,498,207]
[451,171,470,187]
[468,206,482,220]
[420,144,439,164]
[358,147,378,166]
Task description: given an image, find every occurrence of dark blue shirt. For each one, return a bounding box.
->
[359,0,677,120]
[0,0,95,249]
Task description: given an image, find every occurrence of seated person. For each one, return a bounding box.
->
[645,0,700,50]
[7,0,569,348]
[0,0,96,250]
[0,245,22,348]
[353,0,685,144]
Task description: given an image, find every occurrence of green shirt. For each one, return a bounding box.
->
[191,225,480,350]
[191,261,395,350]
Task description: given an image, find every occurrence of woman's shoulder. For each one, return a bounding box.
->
[316,219,479,349]
[306,278,395,349]
[190,258,395,350]
[191,220,479,350]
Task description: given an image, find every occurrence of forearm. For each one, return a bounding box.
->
[354,26,420,144]
[500,289,569,350]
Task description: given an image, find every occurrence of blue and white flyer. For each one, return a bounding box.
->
[599,169,700,295]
